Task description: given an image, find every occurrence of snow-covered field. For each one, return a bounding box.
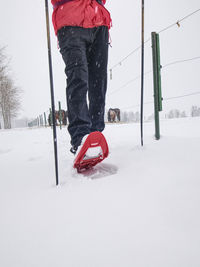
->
[0,117,200,267]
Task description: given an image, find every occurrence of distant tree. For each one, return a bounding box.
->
[122,111,128,122]
[135,111,140,122]
[180,111,187,118]
[0,47,7,77]
[191,106,200,117]
[167,109,181,119]
[0,77,21,128]
[174,109,180,118]
[128,111,135,122]
[0,46,21,129]
[120,110,141,123]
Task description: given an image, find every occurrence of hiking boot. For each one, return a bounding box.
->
[70,134,89,155]
[70,145,78,155]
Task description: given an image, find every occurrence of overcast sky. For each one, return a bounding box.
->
[0,0,200,119]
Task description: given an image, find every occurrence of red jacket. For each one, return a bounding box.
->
[51,0,112,35]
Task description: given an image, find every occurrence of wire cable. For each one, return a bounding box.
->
[162,56,200,69]
[110,39,151,71]
[108,70,152,96]
[109,8,200,72]
[164,91,200,101]
[120,91,200,110]
[108,55,200,96]
[159,8,200,34]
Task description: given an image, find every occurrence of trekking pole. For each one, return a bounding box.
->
[44,0,59,186]
[140,0,145,146]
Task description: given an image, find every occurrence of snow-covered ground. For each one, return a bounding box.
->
[0,117,200,267]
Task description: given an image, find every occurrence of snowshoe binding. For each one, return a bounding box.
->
[73,131,109,173]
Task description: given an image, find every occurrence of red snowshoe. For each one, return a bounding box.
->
[73,131,109,173]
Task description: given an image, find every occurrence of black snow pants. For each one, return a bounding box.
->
[57,26,109,147]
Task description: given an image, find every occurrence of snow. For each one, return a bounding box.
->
[0,117,200,267]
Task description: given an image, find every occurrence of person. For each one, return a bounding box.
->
[51,0,112,154]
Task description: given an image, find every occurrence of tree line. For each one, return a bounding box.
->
[0,46,21,129]
[106,106,200,123]
[165,106,200,119]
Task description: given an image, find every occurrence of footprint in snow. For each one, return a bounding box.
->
[73,163,118,180]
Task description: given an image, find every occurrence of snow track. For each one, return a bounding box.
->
[0,117,200,267]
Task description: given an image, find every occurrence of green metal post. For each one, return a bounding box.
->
[151,32,162,140]
[156,34,163,112]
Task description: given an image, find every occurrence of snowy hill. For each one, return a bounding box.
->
[0,117,200,267]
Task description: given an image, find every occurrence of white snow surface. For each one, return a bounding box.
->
[0,117,200,267]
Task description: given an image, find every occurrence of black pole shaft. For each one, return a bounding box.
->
[44,0,59,185]
[140,0,145,146]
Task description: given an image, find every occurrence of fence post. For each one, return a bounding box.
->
[39,115,43,126]
[58,101,62,130]
[49,108,53,127]
[151,32,163,140]
[44,112,47,127]
[37,117,40,127]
